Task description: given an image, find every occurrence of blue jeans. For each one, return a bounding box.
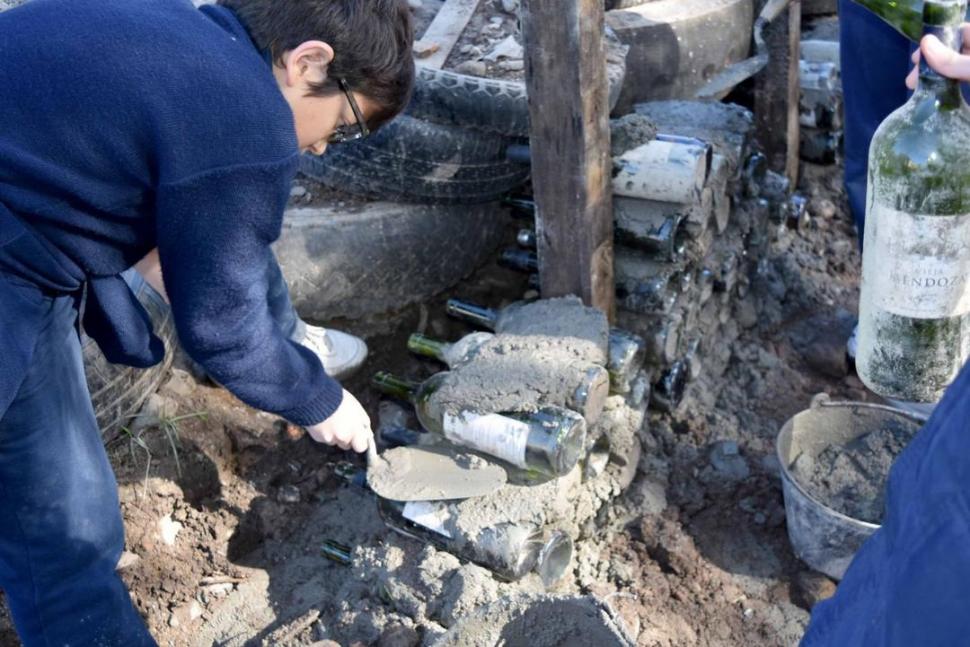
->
[0,274,155,646]
[839,0,911,244]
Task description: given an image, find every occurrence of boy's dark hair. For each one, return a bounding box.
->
[219,0,415,130]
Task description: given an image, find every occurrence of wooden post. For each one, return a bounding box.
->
[755,0,801,189]
[521,0,615,317]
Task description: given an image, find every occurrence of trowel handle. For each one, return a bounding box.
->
[366,434,379,466]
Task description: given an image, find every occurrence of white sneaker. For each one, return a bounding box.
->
[300,325,368,381]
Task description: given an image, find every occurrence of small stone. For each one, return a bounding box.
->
[455,60,487,76]
[158,515,183,546]
[168,612,180,628]
[735,298,759,329]
[378,624,420,647]
[500,0,519,14]
[498,59,524,72]
[412,38,440,59]
[131,393,178,432]
[290,185,307,198]
[709,441,750,481]
[793,571,837,610]
[753,512,767,525]
[162,368,197,398]
[277,485,301,504]
[407,0,422,9]
[116,551,141,570]
[483,35,523,62]
[813,198,837,220]
[203,582,234,598]
[742,608,754,620]
[309,642,342,647]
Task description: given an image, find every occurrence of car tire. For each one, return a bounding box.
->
[273,199,506,322]
[299,115,530,204]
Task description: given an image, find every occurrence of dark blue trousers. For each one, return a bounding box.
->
[838,0,912,242]
[0,275,156,646]
[0,260,302,645]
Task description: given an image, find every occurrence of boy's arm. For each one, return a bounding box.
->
[154,158,343,426]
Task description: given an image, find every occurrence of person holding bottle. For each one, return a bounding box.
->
[802,20,970,644]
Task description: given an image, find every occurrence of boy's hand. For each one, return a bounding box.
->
[306,389,373,453]
[907,26,970,89]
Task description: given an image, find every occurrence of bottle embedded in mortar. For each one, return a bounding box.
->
[377,498,574,584]
[406,333,611,420]
[857,0,970,402]
[371,371,587,477]
[444,299,646,394]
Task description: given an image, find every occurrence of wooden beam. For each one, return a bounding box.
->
[755,0,801,189]
[420,0,483,70]
[521,0,615,317]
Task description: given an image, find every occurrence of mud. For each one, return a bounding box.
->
[790,420,917,524]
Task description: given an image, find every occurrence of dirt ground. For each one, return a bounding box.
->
[0,156,874,647]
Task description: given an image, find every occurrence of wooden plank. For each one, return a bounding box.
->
[754,0,800,188]
[521,0,615,316]
[420,0,483,70]
[786,0,802,186]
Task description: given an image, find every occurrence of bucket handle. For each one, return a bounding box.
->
[809,393,931,424]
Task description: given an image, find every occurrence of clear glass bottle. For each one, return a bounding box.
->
[857,0,970,402]
[377,498,574,585]
[372,371,587,477]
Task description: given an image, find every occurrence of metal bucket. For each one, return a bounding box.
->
[776,394,925,580]
[433,595,635,647]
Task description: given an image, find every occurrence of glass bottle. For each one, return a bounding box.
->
[372,371,587,477]
[857,0,970,402]
[377,498,574,585]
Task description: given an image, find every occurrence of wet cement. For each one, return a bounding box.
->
[611,113,659,157]
[790,419,917,524]
[367,446,507,502]
[493,297,610,366]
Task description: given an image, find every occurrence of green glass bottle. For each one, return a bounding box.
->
[372,371,587,477]
[852,0,970,42]
[857,0,970,402]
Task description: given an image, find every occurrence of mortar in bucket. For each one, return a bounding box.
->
[776,394,925,580]
[433,594,636,647]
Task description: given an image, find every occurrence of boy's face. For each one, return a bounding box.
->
[274,41,378,156]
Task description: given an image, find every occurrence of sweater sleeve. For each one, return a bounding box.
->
[154,157,343,426]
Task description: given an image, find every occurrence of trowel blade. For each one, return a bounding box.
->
[695,54,769,100]
[366,445,508,502]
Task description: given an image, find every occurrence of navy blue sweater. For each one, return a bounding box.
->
[0,0,343,425]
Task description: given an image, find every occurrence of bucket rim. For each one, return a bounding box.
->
[774,394,923,531]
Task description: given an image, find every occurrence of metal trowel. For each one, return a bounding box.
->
[365,438,507,502]
[695,0,794,100]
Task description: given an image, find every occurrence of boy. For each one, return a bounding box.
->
[0,0,414,644]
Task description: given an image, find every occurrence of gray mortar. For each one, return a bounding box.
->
[433,594,635,647]
[493,296,610,366]
[790,419,917,524]
[427,345,607,423]
[634,101,754,170]
[610,113,660,157]
[367,447,504,502]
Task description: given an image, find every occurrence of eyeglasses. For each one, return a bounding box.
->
[328,78,370,144]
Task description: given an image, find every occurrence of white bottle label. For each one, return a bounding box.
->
[401,501,453,539]
[441,411,530,468]
[864,205,970,319]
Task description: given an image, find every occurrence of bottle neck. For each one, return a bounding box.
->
[407,334,451,363]
[917,6,967,108]
[446,299,500,330]
[371,372,419,402]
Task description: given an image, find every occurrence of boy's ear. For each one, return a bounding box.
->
[282,40,336,87]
